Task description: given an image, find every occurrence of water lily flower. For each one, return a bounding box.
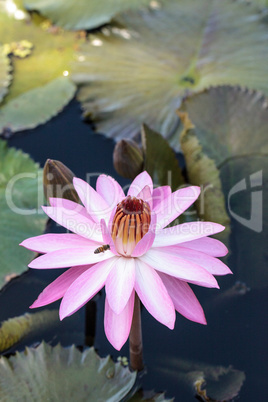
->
[21,172,231,350]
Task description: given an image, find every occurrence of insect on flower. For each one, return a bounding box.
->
[94,244,110,254]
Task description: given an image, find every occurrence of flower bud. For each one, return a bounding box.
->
[43,159,79,204]
[113,139,144,179]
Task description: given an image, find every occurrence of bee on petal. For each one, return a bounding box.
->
[94,244,110,254]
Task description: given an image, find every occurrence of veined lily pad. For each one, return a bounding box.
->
[0,77,76,134]
[72,0,268,144]
[0,139,46,289]
[23,0,154,30]
[178,86,268,288]
[0,310,58,352]
[0,342,136,400]
[0,47,12,103]
[0,3,82,102]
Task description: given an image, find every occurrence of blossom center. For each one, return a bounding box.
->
[111,196,151,256]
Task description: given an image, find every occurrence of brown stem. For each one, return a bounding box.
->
[129,293,144,371]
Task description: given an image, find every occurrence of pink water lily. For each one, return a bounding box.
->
[21,171,231,350]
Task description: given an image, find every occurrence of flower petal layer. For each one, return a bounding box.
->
[73,177,111,223]
[153,221,225,247]
[180,237,228,257]
[104,290,135,351]
[162,246,232,275]
[20,233,96,253]
[28,246,114,269]
[139,249,219,288]
[127,171,153,196]
[60,257,117,319]
[135,259,175,329]
[131,230,155,257]
[159,272,206,325]
[152,186,171,209]
[105,257,135,314]
[136,185,152,210]
[100,219,118,255]
[30,265,90,308]
[43,204,102,242]
[96,174,125,208]
[155,186,200,230]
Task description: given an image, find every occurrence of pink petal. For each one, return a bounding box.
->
[60,257,117,319]
[20,233,97,253]
[105,257,135,314]
[49,198,93,220]
[162,246,232,275]
[155,186,200,230]
[104,290,135,350]
[139,249,219,288]
[100,219,118,255]
[42,205,102,243]
[30,265,90,308]
[96,174,125,208]
[136,185,152,210]
[28,247,114,269]
[159,272,206,325]
[152,186,171,209]
[127,171,153,197]
[180,237,228,257]
[153,221,225,247]
[135,259,175,329]
[131,230,155,257]
[73,177,111,223]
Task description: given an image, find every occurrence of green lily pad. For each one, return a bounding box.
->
[0,77,76,134]
[23,0,153,30]
[0,342,136,400]
[72,0,268,144]
[0,139,46,289]
[0,310,58,352]
[0,47,12,103]
[156,357,245,402]
[0,4,82,102]
[178,86,268,287]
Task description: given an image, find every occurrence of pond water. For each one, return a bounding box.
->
[2,99,267,401]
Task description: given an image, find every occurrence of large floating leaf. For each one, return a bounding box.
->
[0,310,58,352]
[0,4,81,102]
[0,342,136,400]
[72,0,268,143]
[0,140,46,289]
[178,86,268,288]
[0,47,12,104]
[0,77,76,134]
[24,0,153,30]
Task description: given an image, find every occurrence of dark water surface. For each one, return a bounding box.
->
[2,100,267,401]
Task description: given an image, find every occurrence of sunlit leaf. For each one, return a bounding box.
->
[178,86,268,287]
[0,140,46,289]
[72,0,268,144]
[156,357,245,402]
[0,4,82,102]
[23,0,154,30]
[0,342,136,400]
[0,47,12,103]
[0,310,58,352]
[0,77,76,135]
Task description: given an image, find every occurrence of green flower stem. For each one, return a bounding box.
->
[129,293,144,371]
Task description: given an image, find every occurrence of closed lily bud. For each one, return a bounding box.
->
[113,139,144,179]
[43,159,79,204]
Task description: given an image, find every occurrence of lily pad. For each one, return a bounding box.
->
[0,4,82,102]
[0,139,46,289]
[0,77,76,135]
[0,47,12,103]
[0,342,136,400]
[178,86,268,287]
[23,0,153,30]
[72,0,268,144]
[0,310,58,352]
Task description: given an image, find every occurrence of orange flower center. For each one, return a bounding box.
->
[111,196,151,256]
